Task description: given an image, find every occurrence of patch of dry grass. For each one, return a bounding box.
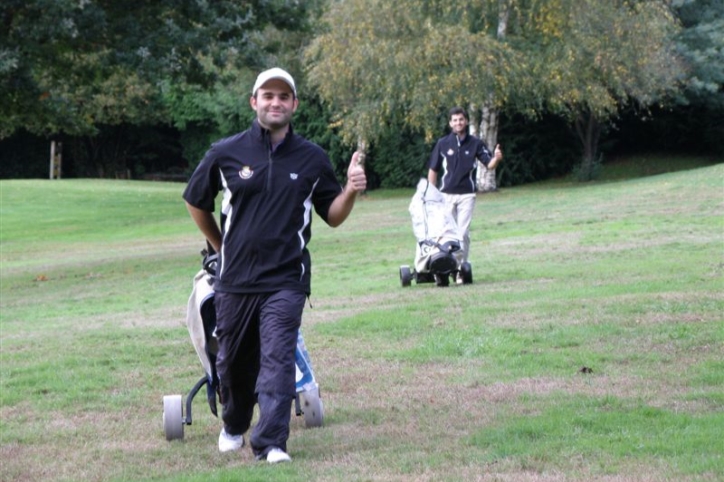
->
[1,164,722,482]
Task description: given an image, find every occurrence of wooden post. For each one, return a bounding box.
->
[49,141,62,179]
[49,141,56,179]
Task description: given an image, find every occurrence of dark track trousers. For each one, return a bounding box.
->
[214,289,305,457]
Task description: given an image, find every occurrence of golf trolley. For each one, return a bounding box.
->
[399,179,473,288]
[162,249,324,441]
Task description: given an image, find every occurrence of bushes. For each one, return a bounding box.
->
[1,106,716,185]
[0,130,50,179]
[494,114,580,186]
[365,127,431,190]
[0,125,185,180]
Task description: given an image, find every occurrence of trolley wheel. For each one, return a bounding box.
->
[163,394,184,441]
[300,387,324,428]
[399,265,412,287]
[460,262,473,285]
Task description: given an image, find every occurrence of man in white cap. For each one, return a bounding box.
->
[183,67,366,463]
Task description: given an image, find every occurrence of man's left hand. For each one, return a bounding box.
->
[494,144,503,162]
[346,151,367,193]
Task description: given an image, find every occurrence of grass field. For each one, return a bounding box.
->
[1,157,722,482]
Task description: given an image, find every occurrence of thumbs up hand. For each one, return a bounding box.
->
[494,144,503,161]
[346,151,367,193]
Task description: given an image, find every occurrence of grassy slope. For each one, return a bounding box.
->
[1,158,722,482]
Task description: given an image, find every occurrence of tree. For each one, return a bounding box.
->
[673,0,724,108]
[1,0,322,139]
[163,2,327,169]
[0,0,320,175]
[535,0,684,180]
[305,0,520,187]
[669,0,724,155]
[305,0,684,184]
[473,0,511,192]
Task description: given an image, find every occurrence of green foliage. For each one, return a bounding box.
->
[539,0,683,117]
[0,0,317,139]
[305,0,518,145]
[673,0,724,108]
[609,103,724,158]
[495,113,580,186]
[1,0,719,186]
[292,95,349,182]
[573,153,604,182]
[296,94,436,189]
[161,59,258,170]
[306,0,685,183]
[0,124,188,180]
[0,129,50,179]
[0,0,323,177]
[534,0,685,179]
[666,0,724,159]
[365,126,431,189]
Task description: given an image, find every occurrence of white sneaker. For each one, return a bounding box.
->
[456,273,464,285]
[218,428,244,452]
[266,447,292,463]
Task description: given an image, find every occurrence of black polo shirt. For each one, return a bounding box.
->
[183,120,342,294]
[428,133,493,194]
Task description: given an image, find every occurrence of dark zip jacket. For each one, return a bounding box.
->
[428,132,493,194]
[183,120,342,295]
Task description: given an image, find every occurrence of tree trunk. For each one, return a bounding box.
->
[573,110,601,181]
[468,103,478,137]
[478,96,499,192]
[476,0,509,192]
[357,137,367,166]
[357,137,368,195]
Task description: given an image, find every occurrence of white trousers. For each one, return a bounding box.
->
[441,192,476,265]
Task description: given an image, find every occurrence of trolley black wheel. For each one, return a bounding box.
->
[460,262,473,285]
[399,265,412,287]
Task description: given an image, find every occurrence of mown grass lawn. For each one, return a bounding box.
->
[1,157,722,482]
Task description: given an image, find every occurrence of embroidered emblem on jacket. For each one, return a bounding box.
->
[239,166,253,179]
[290,173,298,180]
[447,149,454,156]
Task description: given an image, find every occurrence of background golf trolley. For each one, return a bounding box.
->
[162,249,324,441]
[399,179,474,288]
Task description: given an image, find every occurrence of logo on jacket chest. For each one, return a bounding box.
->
[239,166,253,179]
[447,148,470,157]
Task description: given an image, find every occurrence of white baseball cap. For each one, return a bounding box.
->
[252,67,297,97]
